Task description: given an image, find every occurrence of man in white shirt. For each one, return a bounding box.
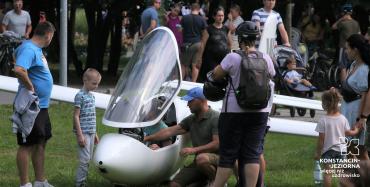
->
[251,0,290,46]
[224,4,244,51]
[1,0,32,38]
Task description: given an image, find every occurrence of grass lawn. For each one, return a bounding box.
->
[0,103,318,187]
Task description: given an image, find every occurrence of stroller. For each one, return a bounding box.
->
[272,45,316,118]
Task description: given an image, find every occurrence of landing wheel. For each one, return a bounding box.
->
[310,109,316,118]
[290,107,295,117]
[297,108,307,116]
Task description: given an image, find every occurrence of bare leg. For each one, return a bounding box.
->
[191,63,200,82]
[359,146,369,160]
[181,64,187,80]
[17,145,32,185]
[32,143,46,182]
[340,69,347,83]
[196,153,217,180]
[259,154,266,187]
[243,163,260,187]
[169,181,181,187]
[233,160,239,183]
[212,167,233,187]
[301,79,312,87]
[323,164,332,187]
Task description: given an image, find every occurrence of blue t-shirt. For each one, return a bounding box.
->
[74,90,96,134]
[141,7,160,34]
[15,40,53,108]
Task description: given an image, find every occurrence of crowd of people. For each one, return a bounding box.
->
[5,0,370,187]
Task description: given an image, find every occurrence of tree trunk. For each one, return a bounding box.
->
[107,1,123,77]
[68,0,83,77]
[83,0,99,70]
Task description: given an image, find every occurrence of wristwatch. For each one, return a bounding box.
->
[360,114,368,119]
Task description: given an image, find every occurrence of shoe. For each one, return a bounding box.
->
[34,180,54,187]
[76,181,88,187]
[20,182,32,187]
[309,85,317,90]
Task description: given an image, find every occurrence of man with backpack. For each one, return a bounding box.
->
[207,21,275,187]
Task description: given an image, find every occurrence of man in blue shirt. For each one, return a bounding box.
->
[13,21,55,187]
[140,0,161,37]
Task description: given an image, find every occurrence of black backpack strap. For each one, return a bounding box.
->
[225,75,232,112]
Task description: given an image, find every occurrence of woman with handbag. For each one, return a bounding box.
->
[340,34,370,160]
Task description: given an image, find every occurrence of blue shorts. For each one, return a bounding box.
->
[321,149,346,160]
[218,112,268,167]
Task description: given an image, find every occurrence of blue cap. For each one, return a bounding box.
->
[181,87,206,101]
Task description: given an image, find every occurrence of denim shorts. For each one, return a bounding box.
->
[321,149,346,160]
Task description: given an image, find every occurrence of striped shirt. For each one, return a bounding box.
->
[74,90,96,134]
[251,8,283,33]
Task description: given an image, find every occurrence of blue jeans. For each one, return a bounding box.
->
[321,149,346,159]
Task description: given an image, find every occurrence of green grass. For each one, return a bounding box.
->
[75,8,88,35]
[0,103,318,186]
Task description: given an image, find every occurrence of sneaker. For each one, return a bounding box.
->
[20,182,32,187]
[76,181,88,187]
[34,180,54,187]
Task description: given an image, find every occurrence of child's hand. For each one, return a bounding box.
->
[94,134,99,145]
[149,144,160,150]
[77,134,86,147]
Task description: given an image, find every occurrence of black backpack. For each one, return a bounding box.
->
[230,50,271,109]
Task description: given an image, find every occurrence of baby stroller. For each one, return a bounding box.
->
[272,45,316,118]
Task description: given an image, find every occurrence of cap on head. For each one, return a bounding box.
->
[181,87,206,101]
[341,3,352,13]
[236,21,260,40]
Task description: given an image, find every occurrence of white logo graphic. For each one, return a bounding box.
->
[340,137,359,156]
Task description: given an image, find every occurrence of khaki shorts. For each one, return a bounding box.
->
[180,42,201,67]
[172,153,219,186]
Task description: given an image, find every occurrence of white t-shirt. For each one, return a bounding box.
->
[284,70,302,82]
[2,10,31,37]
[224,16,244,50]
[315,114,350,154]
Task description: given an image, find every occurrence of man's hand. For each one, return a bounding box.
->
[77,134,86,147]
[180,147,197,156]
[228,13,232,21]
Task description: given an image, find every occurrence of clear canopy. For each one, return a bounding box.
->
[103,28,181,128]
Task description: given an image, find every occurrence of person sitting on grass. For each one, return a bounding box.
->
[284,55,316,89]
[314,88,362,187]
